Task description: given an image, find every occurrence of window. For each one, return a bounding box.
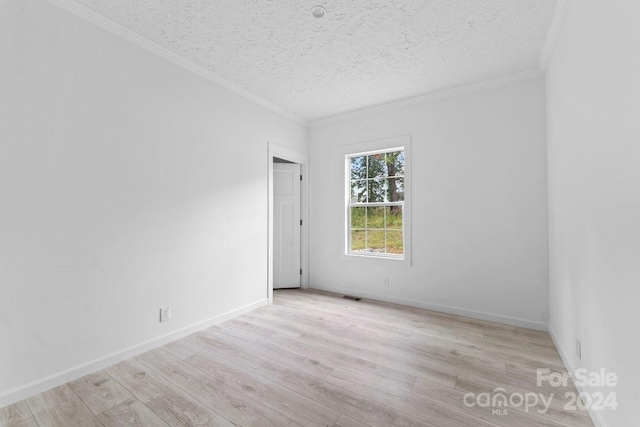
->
[343,136,411,262]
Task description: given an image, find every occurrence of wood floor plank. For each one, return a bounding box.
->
[138,349,292,427]
[208,415,235,427]
[26,384,102,427]
[68,370,133,415]
[258,339,338,378]
[456,329,557,353]
[410,379,566,427]
[105,358,222,427]
[334,414,372,427]
[271,333,458,388]
[320,369,496,427]
[185,329,337,381]
[217,318,278,340]
[256,360,432,427]
[98,398,170,427]
[271,298,416,338]
[454,373,593,426]
[301,325,506,380]
[5,419,39,427]
[453,332,564,370]
[0,401,33,427]
[505,361,577,395]
[183,331,266,370]
[166,339,341,426]
[241,309,314,338]
[273,332,432,389]
[326,366,415,398]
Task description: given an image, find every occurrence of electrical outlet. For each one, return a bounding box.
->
[160,306,171,322]
[576,339,582,360]
[384,277,390,288]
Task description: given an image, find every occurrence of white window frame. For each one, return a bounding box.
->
[341,135,412,265]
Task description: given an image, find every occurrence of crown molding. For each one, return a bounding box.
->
[538,0,573,72]
[310,68,543,128]
[46,0,309,127]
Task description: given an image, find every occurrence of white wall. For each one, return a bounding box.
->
[309,76,549,329]
[546,1,640,425]
[0,0,307,402]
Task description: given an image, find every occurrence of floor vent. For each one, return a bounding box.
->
[342,295,362,301]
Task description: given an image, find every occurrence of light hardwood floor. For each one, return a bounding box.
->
[1,289,594,427]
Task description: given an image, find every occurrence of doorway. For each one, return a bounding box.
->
[273,159,301,289]
[267,143,308,302]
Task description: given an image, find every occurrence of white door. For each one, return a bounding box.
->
[273,163,301,289]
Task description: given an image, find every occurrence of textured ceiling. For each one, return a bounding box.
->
[75,0,558,122]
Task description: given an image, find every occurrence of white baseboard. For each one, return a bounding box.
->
[0,298,268,409]
[309,284,547,331]
[547,326,607,427]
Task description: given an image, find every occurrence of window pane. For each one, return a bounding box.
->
[386,151,404,177]
[367,153,387,178]
[367,178,385,202]
[386,230,403,254]
[368,207,385,228]
[351,179,367,203]
[385,206,403,229]
[367,230,385,253]
[351,207,366,228]
[350,156,367,181]
[351,230,366,252]
[385,177,404,202]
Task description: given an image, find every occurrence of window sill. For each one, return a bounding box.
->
[342,252,412,267]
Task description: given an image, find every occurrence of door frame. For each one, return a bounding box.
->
[267,142,309,303]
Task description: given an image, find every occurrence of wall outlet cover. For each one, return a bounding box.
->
[576,339,582,360]
[160,306,171,322]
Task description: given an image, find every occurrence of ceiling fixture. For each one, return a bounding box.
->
[310,5,326,19]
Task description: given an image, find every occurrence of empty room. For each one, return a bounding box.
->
[1,0,638,426]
